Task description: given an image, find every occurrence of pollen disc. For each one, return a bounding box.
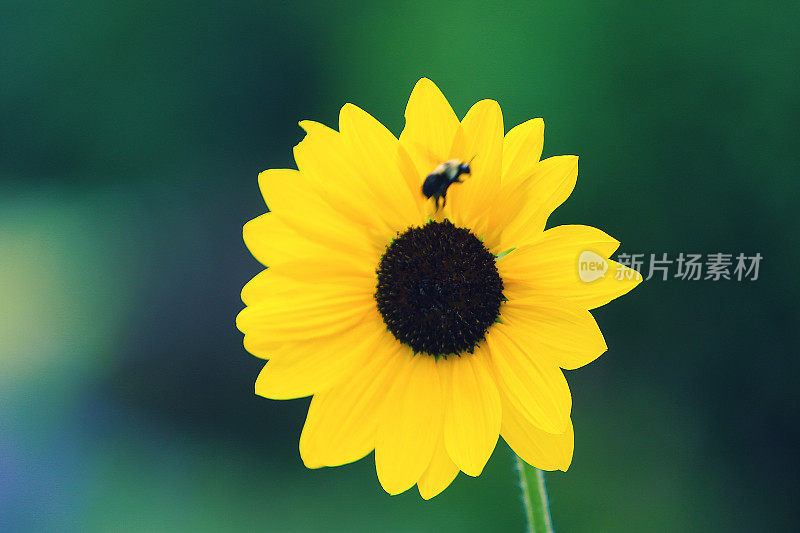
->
[375,220,504,357]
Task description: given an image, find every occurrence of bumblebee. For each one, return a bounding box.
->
[421,159,472,210]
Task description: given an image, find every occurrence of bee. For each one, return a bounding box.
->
[421,159,473,210]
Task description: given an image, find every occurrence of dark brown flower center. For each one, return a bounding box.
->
[374,220,504,358]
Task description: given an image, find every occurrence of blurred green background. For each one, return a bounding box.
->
[2,1,798,531]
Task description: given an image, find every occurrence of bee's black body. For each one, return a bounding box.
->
[421,159,471,210]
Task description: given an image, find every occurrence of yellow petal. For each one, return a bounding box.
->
[239,269,290,358]
[500,393,573,471]
[242,213,375,268]
[441,351,501,477]
[236,284,373,342]
[417,433,460,500]
[299,331,403,468]
[266,256,376,291]
[500,299,608,371]
[257,168,337,217]
[258,166,387,255]
[501,118,545,188]
[254,321,384,400]
[241,268,285,307]
[375,351,443,495]
[447,99,503,234]
[242,213,310,266]
[275,209,377,259]
[399,78,460,181]
[242,271,344,356]
[241,259,372,308]
[497,224,642,309]
[293,120,405,233]
[498,155,579,249]
[491,118,545,240]
[485,324,571,434]
[338,103,425,224]
[242,331,283,360]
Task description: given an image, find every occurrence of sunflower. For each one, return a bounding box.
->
[237,78,641,499]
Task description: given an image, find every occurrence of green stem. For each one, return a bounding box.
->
[515,454,555,533]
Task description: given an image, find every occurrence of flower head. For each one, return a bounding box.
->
[237,78,641,499]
